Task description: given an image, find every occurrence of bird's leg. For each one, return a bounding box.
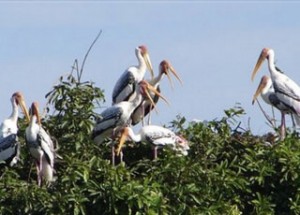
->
[120,151,123,163]
[111,145,115,166]
[38,154,44,186]
[271,106,277,127]
[35,161,41,187]
[147,104,153,125]
[280,113,286,141]
[112,128,118,139]
[153,146,158,160]
[141,103,145,126]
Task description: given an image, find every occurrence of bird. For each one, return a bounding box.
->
[131,60,182,126]
[112,45,154,105]
[25,102,56,186]
[0,92,30,166]
[92,80,167,165]
[116,125,189,160]
[251,48,300,140]
[252,75,300,138]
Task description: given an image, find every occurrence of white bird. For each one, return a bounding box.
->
[116,125,189,159]
[252,75,300,137]
[25,102,56,186]
[112,45,154,105]
[92,80,167,164]
[131,60,182,126]
[251,48,300,139]
[0,92,30,166]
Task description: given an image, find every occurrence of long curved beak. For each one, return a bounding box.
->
[251,51,266,82]
[18,99,30,123]
[252,79,265,105]
[145,84,170,113]
[167,65,183,88]
[35,104,42,126]
[116,127,129,156]
[144,53,154,79]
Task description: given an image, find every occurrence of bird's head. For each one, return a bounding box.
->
[251,47,272,81]
[137,45,154,79]
[139,80,170,112]
[12,91,30,123]
[159,60,183,88]
[175,135,189,156]
[252,75,271,105]
[29,102,41,125]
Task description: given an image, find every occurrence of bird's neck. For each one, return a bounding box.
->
[130,91,143,111]
[127,127,141,142]
[137,53,147,75]
[261,88,274,105]
[267,51,279,78]
[28,115,38,128]
[9,101,18,123]
[150,72,164,86]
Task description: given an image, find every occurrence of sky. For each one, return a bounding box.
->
[1,1,300,135]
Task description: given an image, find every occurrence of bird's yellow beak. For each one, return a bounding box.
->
[252,77,267,105]
[166,63,183,88]
[145,83,170,113]
[18,98,30,123]
[34,102,42,126]
[116,127,129,156]
[143,52,154,79]
[251,48,270,81]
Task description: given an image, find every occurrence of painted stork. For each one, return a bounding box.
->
[92,80,167,164]
[0,92,30,166]
[131,60,182,126]
[25,102,56,186]
[252,75,300,139]
[116,125,189,159]
[251,48,300,139]
[112,45,154,105]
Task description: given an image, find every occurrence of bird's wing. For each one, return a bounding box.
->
[37,127,55,167]
[92,106,123,139]
[0,133,17,151]
[268,94,292,113]
[273,76,300,114]
[112,71,136,104]
[0,134,19,163]
[0,119,17,138]
[273,76,300,101]
[145,127,175,146]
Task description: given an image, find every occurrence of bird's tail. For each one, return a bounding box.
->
[41,156,55,183]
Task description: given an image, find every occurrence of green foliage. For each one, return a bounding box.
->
[2,59,300,214]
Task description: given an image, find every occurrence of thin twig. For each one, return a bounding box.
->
[256,99,276,128]
[79,29,103,82]
[70,59,79,78]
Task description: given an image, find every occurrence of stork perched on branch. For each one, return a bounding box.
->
[251,48,300,140]
[25,102,56,186]
[0,92,30,166]
[112,45,154,105]
[117,125,189,160]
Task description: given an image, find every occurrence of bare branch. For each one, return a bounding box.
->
[79,29,103,82]
[256,99,276,128]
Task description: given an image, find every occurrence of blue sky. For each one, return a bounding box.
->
[1,2,300,134]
